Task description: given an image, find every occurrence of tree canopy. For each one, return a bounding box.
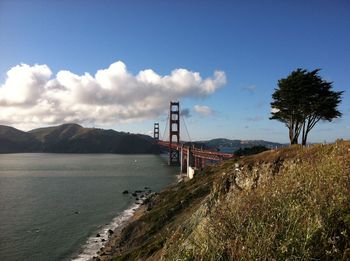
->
[234,145,269,156]
[270,68,343,145]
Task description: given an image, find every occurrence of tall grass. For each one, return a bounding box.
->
[168,142,350,260]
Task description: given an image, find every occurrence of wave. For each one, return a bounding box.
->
[71,203,141,261]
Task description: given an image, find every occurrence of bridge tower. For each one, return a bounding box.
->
[169,101,180,165]
[153,122,159,140]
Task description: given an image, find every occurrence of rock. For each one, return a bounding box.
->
[74,211,80,214]
[144,186,150,190]
[122,190,129,194]
[101,238,106,242]
[135,190,143,193]
[108,229,114,235]
[96,233,101,237]
[132,193,137,197]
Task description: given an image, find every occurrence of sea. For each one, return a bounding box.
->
[0,153,178,261]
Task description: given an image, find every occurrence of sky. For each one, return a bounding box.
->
[0,0,349,143]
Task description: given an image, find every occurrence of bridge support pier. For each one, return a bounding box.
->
[186,147,195,176]
[180,145,186,173]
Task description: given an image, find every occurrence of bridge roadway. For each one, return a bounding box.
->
[157,140,235,162]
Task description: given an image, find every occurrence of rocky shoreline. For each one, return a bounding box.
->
[91,173,187,261]
[93,191,158,261]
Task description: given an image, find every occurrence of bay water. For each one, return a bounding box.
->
[0,153,177,261]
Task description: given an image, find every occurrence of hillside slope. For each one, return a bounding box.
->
[99,141,350,260]
[198,138,283,152]
[29,123,158,153]
[0,124,158,154]
[0,125,41,153]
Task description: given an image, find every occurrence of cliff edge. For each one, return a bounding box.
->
[98,141,350,260]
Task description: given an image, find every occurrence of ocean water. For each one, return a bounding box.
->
[0,153,177,261]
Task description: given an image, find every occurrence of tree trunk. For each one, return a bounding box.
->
[301,120,306,146]
[289,124,300,145]
[302,130,309,146]
[289,127,298,144]
[289,127,294,145]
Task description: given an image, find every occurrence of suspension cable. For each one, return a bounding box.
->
[181,114,192,143]
[161,113,169,141]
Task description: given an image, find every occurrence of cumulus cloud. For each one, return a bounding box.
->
[0,61,226,129]
[193,105,214,116]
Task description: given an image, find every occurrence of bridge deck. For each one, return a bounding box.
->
[157,140,235,161]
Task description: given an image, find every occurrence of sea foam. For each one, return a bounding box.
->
[71,203,140,261]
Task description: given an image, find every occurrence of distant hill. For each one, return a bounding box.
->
[0,125,41,153]
[0,123,158,154]
[0,124,284,154]
[197,138,283,153]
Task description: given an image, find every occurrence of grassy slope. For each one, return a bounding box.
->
[107,141,350,260]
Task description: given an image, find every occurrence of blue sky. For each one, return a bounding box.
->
[0,0,349,143]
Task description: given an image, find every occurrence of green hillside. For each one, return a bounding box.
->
[100,141,350,260]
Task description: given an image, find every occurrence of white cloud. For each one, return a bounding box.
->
[193,105,214,116]
[0,61,226,130]
[0,64,52,106]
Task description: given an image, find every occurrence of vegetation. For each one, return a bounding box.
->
[103,141,350,260]
[199,138,281,152]
[104,166,218,260]
[234,145,269,156]
[270,68,343,145]
[0,123,159,153]
[0,125,41,153]
[187,142,350,260]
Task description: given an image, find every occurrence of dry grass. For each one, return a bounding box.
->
[171,141,350,260]
[106,141,350,260]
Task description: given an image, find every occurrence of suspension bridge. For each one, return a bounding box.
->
[154,101,236,178]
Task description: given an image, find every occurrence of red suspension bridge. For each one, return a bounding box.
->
[154,101,236,178]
